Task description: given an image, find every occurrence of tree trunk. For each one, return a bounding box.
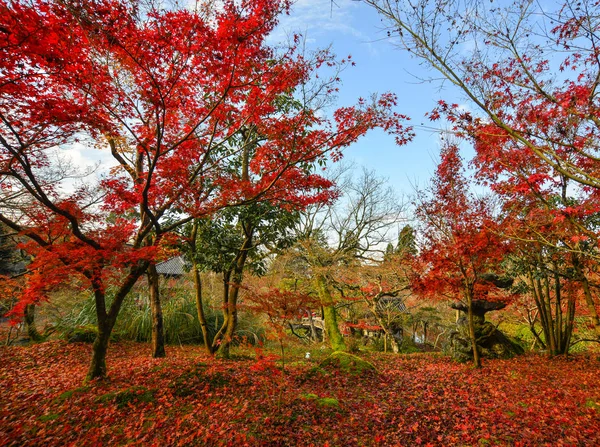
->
[466,288,480,368]
[148,263,165,358]
[315,274,346,352]
[215,225,254,358]
[527,261,574,356]
[573,258,600,340]
[530,271,552,354]
[216,260,245,359]
[87,320,112,381]
[193,262,213,355]
[214,134,256,359]
[86,263,148,381]
[212,270,231,354]
[307,311,319,341]
[191,219,214,355]
[24,303,42,342]
[216,282,240,359]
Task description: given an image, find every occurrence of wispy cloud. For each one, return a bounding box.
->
[269,0,368,46]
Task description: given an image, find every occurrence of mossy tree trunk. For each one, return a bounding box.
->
[315,273,346,352]
[88,319,112,380]
[24,303,42,342]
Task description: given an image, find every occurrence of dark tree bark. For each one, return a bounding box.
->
[193,262,213,355]
[465,287,481,368]
[87,264,147,381]
[148,263,165,358]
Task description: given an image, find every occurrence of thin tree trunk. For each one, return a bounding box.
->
[563,289,576,355]
[191,220,214,354]
[193,262,213,355]
[543,273,558,355]
[214,131,255,359]
[466,287,480,368]
[148,263,165,358]
[216,247,249,358]
[529,270,550,352]
[211,270,231,353]
[526,309,546,351]
[215,224,254,358]
[553,266,563,351]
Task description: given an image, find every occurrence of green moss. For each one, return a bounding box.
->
[399,338,422,354]
[316,397,339,408]
[299,393,339,408]
[95,392,116,404]
[54,386,90,404]
[38,413,60,422]
[95,386,156,408]
[319,351,377,375]
[114,386,156,408]
[585,398,600,411]
[59,390,74,401]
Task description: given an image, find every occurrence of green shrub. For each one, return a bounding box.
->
[52,288,216,344]
[65,325,97,343]
[50,286,265,346]
[399,337,422,354]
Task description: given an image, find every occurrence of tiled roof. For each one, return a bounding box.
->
[376,296,407,313]
[155,256,188,276]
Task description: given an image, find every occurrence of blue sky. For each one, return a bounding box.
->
[273,0,465,198]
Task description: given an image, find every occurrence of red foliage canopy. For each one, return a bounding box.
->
[0,0,412,317]
[413,144,511,305]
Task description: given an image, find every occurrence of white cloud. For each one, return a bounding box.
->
[270,0,369,46]
[51,141,118,196]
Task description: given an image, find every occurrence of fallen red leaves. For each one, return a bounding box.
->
[1,342,599,446]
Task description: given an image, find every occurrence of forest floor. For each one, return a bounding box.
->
[1,341,599,446]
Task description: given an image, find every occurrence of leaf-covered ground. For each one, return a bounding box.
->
[1,342,599,446]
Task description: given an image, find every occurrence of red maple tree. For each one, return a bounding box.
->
[0,0,412,379]
[413,143,511,367]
